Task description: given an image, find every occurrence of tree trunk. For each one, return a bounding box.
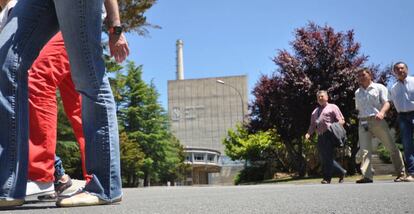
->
[284,141,306,177]
[144,172,150,187]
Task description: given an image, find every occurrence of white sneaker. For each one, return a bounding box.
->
[0,197,24,207]
[59,179,86,197]
[56,191,122,207]
[25,181,55,199]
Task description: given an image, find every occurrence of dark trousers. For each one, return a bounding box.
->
[398,112,414,175]
[317,132,346,181]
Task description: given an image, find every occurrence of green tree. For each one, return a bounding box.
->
[112,62,185,186]
[56,92,77,142]
[224,124,273,161]
[157,135,188,184]
[56,92,83,179]
[55,141,83,179]
[223,124,288,183]
[117,0,159,35]
[250,22,391,176]
[120,132,145,186]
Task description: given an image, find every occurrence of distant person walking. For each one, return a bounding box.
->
[390,62,414,182]
[354,68,406,183]
[305,90,347,184]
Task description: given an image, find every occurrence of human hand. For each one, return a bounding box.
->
[109,32,130,63]
[305,133,310,140]
[375,112,385,120]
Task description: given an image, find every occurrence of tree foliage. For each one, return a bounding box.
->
[157,135,188,184]
[56,93,78,142]
[57,60,186,187]
[249,22,391,177]
[55,141,83,179]
[115,0,159,35]
[224,124,274,161]
[111,62,185,186]
[223,125,290,183]
[56,93,83,179]
[119,131,145,186]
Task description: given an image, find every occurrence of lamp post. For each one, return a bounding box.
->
[216,79,245,122]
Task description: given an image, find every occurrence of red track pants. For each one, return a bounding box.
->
[28,32,89,182]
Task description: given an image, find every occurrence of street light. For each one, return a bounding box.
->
[216,79,245,122]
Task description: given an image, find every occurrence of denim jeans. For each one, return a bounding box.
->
[317,132,346,181]
[397,112,414,175]
[0,0,121,201]
[54,156,65,181]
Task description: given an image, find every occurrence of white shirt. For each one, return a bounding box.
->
[390,76,414,113]
[0,0,17,32]
[355,82,389,118]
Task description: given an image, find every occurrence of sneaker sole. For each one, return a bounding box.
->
[37,193,58,202]
[25,190,56,201]
[0,199,24,207]
[56,196,122,207]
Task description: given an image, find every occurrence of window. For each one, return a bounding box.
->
[207,154,216,162]
[194,153,204,161]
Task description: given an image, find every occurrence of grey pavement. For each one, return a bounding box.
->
[1,181,414,214]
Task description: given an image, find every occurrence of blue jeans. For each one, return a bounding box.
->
[0,0,121,201]
[397,112,414,175]
[317,132,346,181]
[54,156,65,181]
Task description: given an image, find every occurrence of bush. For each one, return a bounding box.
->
[377,143,403,164]
[56,141,83,179]
[234,165,266,185]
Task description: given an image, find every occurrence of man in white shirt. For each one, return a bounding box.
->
[390,62,414,182]
[355,68,405,183]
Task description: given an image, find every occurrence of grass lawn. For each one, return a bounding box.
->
[240,174,398,185]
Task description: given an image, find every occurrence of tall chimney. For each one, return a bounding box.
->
[176,39,184,80]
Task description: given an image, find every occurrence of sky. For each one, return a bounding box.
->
[125,0,414,109]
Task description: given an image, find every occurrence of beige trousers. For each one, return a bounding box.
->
[358,117,405,179]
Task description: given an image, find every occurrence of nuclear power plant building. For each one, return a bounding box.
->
[168,40,247,185]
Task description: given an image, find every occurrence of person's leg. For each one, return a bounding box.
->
[28,33,65,184]
[36,155,72,201]
[0,0,59,204]
[54,0,121,203]
[59,72,91,182]
[323,133,336,182]
[29,31,89,181]
[399,113,414,176]
[51,156,74,195]
[358,122,373,180]
[316,136,325,180]
[54,156,65,180]
[332,160,346,175]
[317,133,332,182]
[371,120,405,176]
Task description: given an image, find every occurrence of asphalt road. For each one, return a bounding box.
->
[1,181,414,214]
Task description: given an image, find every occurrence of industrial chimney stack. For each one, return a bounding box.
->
[176,40,184,80]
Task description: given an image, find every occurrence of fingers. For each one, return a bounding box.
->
[112,43,128,63]
[109,34,130,63]
[375,113,384,120]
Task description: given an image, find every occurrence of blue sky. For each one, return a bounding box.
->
[125,0,414,109]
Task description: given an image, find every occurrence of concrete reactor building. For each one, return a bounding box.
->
[168,40,247,185]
